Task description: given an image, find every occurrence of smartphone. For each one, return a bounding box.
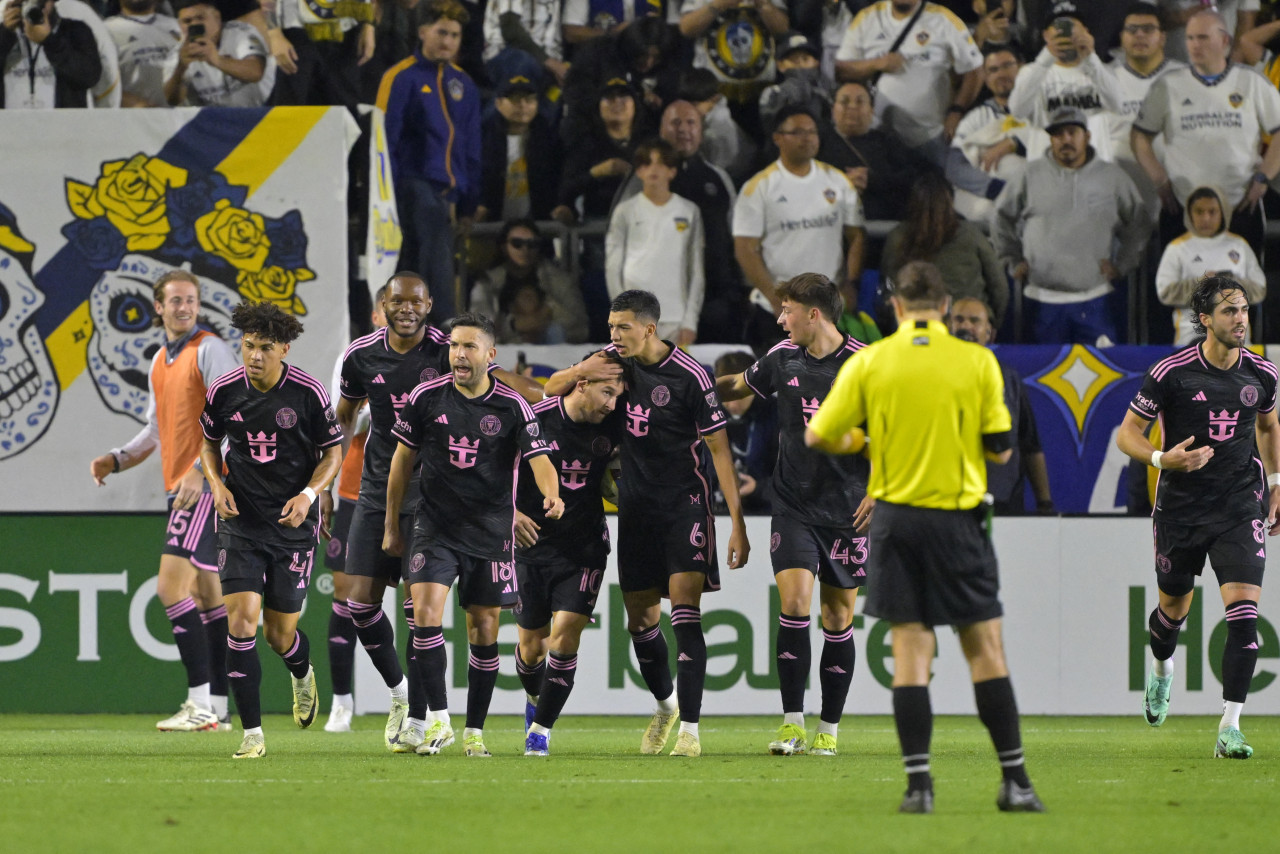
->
[187,23,205,41]
[1052,16,1078,62]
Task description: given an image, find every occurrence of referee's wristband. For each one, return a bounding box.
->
[1269,473,1280,488]
[1150,450,1163,470]
[301,486,318,505]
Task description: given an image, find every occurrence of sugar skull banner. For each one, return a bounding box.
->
[0,107,353,511]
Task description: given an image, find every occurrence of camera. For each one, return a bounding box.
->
[187,23,206,40]
[21,0,44,26]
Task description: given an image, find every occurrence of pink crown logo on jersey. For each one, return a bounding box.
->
[560,459,591,490]
[1208,409,1239,442]
[246,431,277,463]
[448,435,479,468]
[390,392,411,411]
[801,396,821,425]
[626,403,651,437]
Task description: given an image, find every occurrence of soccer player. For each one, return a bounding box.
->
[546,289,751,757]
[714,273,870,756]
[384,313,563,757]
[1116,276,1279,760]
[513,376,623,756]
[90,270,238,733]
[200,301,343,759]
[806,261,1044,813]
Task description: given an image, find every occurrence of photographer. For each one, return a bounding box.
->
[163,0,273,106]
[1,0,101,109]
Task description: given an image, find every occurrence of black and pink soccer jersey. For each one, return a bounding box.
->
[606,343,728,511]
[202,364,343,544]
[1130,343,1278,526]
[744,334,868,527]
[517,397,622,566]
[339,325,450,510]
[392,376,550,560]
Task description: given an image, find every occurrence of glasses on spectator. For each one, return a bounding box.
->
[776,128,819,137]
[507,237,539,250]
[1123,24,1159,35]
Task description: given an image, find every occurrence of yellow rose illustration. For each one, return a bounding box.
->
[237,266,315,315]
[65,154,188,252]
[196,199,272,274]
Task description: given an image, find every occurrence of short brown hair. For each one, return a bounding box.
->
[633,138,678,170]
[776,273,842,323]
[417,0,469,28]
[152,270,201,328]
[893,261,948,311]
[231,300,304,344]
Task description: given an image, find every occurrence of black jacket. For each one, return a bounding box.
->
[480,110,561,222]
[0,19,102,109]
[817,125,937,221]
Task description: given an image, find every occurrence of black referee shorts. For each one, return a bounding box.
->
[865,500,1003,628]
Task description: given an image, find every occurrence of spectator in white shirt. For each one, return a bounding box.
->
[163,0,273,107]
[107,0,183,107]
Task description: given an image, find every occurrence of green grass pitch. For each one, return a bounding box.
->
[1,714,1274,853]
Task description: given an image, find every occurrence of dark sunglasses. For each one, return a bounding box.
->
[507,237,539,249]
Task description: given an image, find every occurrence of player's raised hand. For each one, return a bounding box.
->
[853,495,876,533]
[279,493,311,528]
[726,523,750,570]
[543,495,565,520]
[514,511,541,548]
[1163,435,1213,471]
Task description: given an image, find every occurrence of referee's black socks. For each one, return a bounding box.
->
[892,685,933,792]
[974,676,1031,788]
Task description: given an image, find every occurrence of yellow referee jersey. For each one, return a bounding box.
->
[808,319,1011,510]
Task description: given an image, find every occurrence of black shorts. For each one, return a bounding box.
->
[617,507,720,596]
[323,499,356,572]
[864,501,1002,627]
[217,533,315,614]
[343,503,412,585]
[515,556,606,629]
[770,515,867,590]
[406,529,517,609]
[1152,516,1267,596]
[162,492,219,572]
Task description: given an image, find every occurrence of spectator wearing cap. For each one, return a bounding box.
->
[680,0,790,141]
[560,13,681,143]
[1007,12,1123,160]
[759,30,834,131]
[817,80,936,222]
[1020,0,1134,59]
[478,74,562,222]
[482,0,568,93]
[834,0,985,166]
[554,75,645,224]
[2,0,101,108]
[376,0,481,320]
[994,106,1149,345]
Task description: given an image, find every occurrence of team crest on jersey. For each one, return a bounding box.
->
[411,553,425,572]
[915,31,930,45]
[592,435,612,456]
[1229,92,1243,108]
[247,430,277,462]
[705,391,719,408]
[823,189,836,204]
[1242,385,1259,406]
[324,405,335,421]
[218,548,226,569]
[448,435,479,468]
[651,385,670,406]
[1229,250,1241,264]
[276,408,297,429]
[448,79,465,102]
[705,9,772,81]
[674,217,689,232]
[1209,409,1239,441]
[421,367,438,382]
[626,402,651,437]
[480,414,502,436]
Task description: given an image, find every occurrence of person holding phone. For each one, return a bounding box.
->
[0,0,101,109]
[163,0,274,106]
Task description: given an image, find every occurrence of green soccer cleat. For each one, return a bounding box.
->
[1215,727,1254,759]
[231,732,265,759]
[809,732,838,756]
[385,700,409,750]
[464,732,492,757]
[291,664,318,729]
[416,720,455,755]
[670,731,701,757]
[768,722,808,756]
[641,708,679,755]
[1143,668,1172,727]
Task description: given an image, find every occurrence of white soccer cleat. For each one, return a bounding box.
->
[324,703,353,733]
[384,700,409,749]
[156,700,219,732]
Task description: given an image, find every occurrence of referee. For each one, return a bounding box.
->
[805,261,1045,815]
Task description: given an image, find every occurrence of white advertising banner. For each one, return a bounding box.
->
[354,517,1280,716]
[0,107,353,511]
